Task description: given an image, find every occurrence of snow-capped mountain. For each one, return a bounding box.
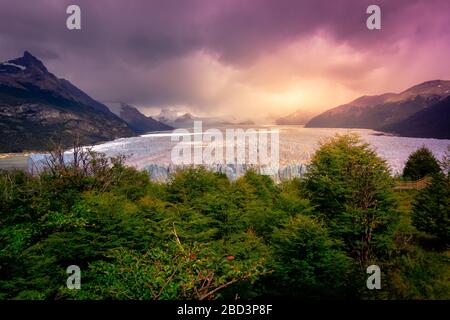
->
[0,52,137,152]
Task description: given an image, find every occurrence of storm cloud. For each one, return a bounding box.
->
[1,0,449,120]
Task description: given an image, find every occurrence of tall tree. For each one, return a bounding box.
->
[412,172,450,245]
[304,134,398,265]
[403,147,441,180]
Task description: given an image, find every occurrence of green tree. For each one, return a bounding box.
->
[270,215,353,298]
[411,172,450,245]
[304,134,398,264]
[2,139,449,300]
[403,147,441,180]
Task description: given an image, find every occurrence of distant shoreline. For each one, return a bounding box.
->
[369,131,396,137]
[0,153,29,170]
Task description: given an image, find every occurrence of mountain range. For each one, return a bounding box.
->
[304,80,450,139]
[381,95,450,139]
[155,108,239,128]
[1,52,448,154]
[0,52,170,153]
[116,103,173,133]
[275,109,315,125]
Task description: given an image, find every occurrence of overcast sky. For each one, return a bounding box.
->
[1,0,449,121]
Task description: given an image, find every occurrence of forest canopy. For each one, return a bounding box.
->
[0,134,448,300]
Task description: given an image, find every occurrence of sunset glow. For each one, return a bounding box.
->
[1,0,449,121]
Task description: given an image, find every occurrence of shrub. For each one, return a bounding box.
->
[61,239,268,300]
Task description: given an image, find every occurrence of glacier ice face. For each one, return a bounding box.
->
[141,163,307,183]
[28,126,450,182]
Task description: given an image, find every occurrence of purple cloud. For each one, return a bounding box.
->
[0,0,449,119]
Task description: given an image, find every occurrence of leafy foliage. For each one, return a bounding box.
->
[270,215,353,298]
[304,134,398,264]
[411,173,450,245]
[402,146,442,180]
[0,135,448,300]
[62,241,267,300]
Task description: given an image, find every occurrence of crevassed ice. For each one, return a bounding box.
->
[28,126,450,182]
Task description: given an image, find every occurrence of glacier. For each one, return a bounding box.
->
[28,126,450,182]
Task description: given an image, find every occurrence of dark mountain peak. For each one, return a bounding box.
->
[118,103,173,133]
[1,52,113,114]
[23,51,34,58]
[22,51,37,61]
[0,52,138,152]
[119,103,144,118]
[120,103,149,117]
[10,51,48,73]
